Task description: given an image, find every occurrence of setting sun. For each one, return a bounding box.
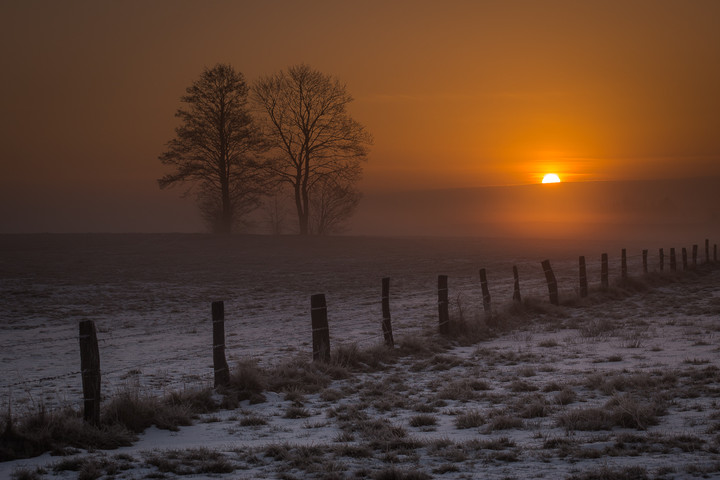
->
[542,173,561,184]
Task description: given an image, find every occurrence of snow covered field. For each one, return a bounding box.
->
[2,234,719,479]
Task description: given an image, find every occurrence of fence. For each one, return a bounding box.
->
[3,238,718,423]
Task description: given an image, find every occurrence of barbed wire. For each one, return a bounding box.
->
[3,370,82,389]
[0,323,202,351]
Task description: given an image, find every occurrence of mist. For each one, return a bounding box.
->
[352,177,720,246]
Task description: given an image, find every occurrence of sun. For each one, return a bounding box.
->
[542,173,561,184]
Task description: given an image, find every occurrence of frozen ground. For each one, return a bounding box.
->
[1,234,645,408]
[1,234,719,479]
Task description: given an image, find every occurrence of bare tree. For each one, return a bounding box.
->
[252,64,372,235]
[310,166,362,235]
[262,183,292,235]
[158,64,265,234]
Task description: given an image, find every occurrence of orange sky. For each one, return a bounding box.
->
[1,0,720,232]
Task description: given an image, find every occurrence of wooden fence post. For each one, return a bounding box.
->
[211,301,230,388]
[541,260,559,306]
[579,256,588,298]
[621,249,628,280]
[438,275,450,334]
[659,248,664,271]
[601,253,609,290]
[682,248,688,271]
[692,244,698,268]
[381,277,394,348]
[642,249,648,274]
[479,268,491,315]
[79,320,101,425]
[706,239,710,264]
[311,294,331,362]
[512,265,522,303]
[670,248,677,271]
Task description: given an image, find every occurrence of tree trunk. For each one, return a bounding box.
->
[294,182,309,235]
[299,206,309,235]
[218,112,232,235]
[300,151,311,235]
[220,179,232,234]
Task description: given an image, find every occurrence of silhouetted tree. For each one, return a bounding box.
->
[310,166,362,235]
[253,64,372,235]
[262,183,292,235]
[158,64,265,234]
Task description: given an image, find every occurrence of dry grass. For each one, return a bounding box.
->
[102,387,194,433]
[239,415,267,427]
[142,447,234,475]
[453,410,484,429]
[0,382,218,461]
[557,393,665,432]
[554,387,577,405]
[408,414,437,428]
[264,358,345,394]
[373,467,432,480]
[283,406,312,419]
[227,360,267,393]
[1,406,135,461]
[446,313,493,345]
[567,465,649,480]
[485,412,524,432]
[436,379,487,402]
[332,342,396,371]
[10,468,44,480]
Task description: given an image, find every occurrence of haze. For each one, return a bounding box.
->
[2,0,719,237]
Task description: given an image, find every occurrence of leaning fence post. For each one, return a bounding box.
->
[682,248,688,271]
[601,253,609,290]
[479,268,491,315]
[79,319,101,425]
[579,256,588,298]
[541,260,559,306]
[659,248,664,272]
[212,301,230,388]
[642,249,648,274]
[512,265,522,303]
[438,275,450,334]
[311,294,331,362]
[692,244,698,268]
[381,277,394,348]
[670,248,677,271]
[621,249,628,280]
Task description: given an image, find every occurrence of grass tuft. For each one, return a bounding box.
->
[10,467,43,480]
[143,447,234,475]
[284,406,312,419]
[102,387,193,433]
[567,465,649,480]
[239,415,267,427]
[485,413,524,432]
[408,414,437,428]
[454,410,484,429]
[1,406,136,461]
[373,467,432,480]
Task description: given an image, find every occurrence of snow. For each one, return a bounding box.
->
[1,234,719,479]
